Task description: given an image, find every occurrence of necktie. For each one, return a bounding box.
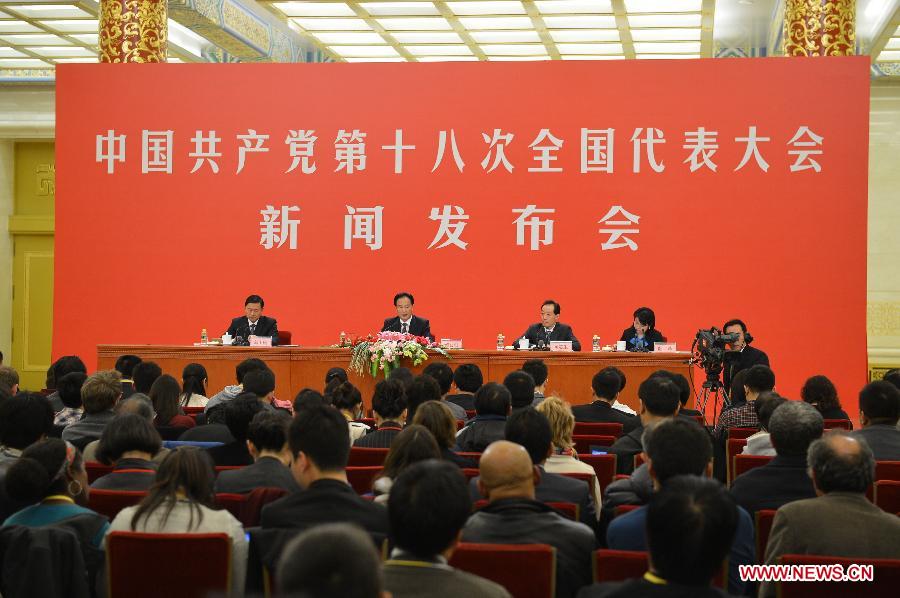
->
[545,328,552,343]
[401,322,409,334]
[249,322,257,336]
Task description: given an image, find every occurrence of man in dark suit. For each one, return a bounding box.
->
[851,380,900,460]
[382,291,433,341]
[353,379,407,448]
[513,300,581,351]
[226,294,279,346]
[571,368,639,433]
[722,318,769,392]
[446,363,483,411]
[206,396,263,467]
[214,411,300,494]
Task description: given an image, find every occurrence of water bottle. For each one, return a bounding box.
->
[496,333,505,351]
[200,328,208,346]
[592,335,601,352]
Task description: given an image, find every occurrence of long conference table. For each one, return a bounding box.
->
[97,345,695,412]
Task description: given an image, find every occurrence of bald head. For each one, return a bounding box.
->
[477,440,537,501]
[808,432,875,495]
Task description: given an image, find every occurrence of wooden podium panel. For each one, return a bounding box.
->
[97,345,694,412]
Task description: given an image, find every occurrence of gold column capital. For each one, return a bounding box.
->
[783,0,856,57]
[99,0,168,63]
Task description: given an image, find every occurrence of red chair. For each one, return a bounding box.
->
[633,453,645,470]
[346,466,382,494]
[594,549,726,588]
[726,427,758,440]
[823,419,853,431]
[107,532,232,598]
[462,468,480,482]
[457,452,482,464]
[874,480,900,513]
[214,465,243,476]
[755,509,777,562]
[278,330,292,345]
[577,454,617,493]
[88,489,147,520]
[215,493,246,522]
[573,422,624,438]
[866,461,900,500]
[85,461,114,484]
[465,410,476,419]
[613,504,640,518]
[216,487,288,527]
[573,435,616,454]
[354,417,376,428]
[348,447,389,466]
[731,454,772,485]
[456,419,465,430]
[183,406,204,415]
[726,437,749,483]
[558,471,594,487]
[777,554,900,597]
[449,543,556,598]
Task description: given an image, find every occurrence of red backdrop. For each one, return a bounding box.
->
[55,57,869,417]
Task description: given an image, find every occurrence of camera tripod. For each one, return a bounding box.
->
[696,367,730,427]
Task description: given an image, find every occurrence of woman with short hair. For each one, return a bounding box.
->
[91,414,162,490]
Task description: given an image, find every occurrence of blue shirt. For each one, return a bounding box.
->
[4,503,109,548]
[606,503,755,596]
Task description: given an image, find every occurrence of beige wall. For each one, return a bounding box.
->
[0,140,13,360]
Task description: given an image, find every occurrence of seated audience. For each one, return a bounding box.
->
[651,370,701,419]
[242,367,284,413]
[114,354,142,399]
[330,381,371,442]
[0,365,19,396]
[522,359,549,406]
[131,360,162,395]
[373,425,441,503]
[731,401,821,517]
[214,411,300,494]
[278,523,388,598]
[761,433,900,597]
[293,388,327,413]
[261,404,389,542]
[883,367,899,390]
[62,370,122,451]
[570,367,639,433]
[405,374,443,422]
[603,366,636,416]
[851,380,900,460]
[45,355,88,413]
[383,459,511,598]
[53,371,87,428]
[178,363,209,408]
[610,375,680,474]
[106,447,247,595]
[206,396,264,466]
[715,365,775,439]
[91,414,162,490]
[423,362,468,421]
[455,382,512,452]
[354,379,407,448]
[504,370,537,412]
[740,392,787,456]
[149,374,196,430]
[178,401,235,444]
[413,400,477,468]
[388,366,414,391]
[83,394,171,463]
[0,392,55,520]
[324,366,348,387]
[581,475,738,598]
[801,374,851,422]
[462,440,595,598]
[446,363,483,411]
[204,357,268,413]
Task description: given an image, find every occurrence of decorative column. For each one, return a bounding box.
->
[783,0,855,56]
[99,0,168,63]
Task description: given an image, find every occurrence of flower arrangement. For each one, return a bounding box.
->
[347,331,450,378]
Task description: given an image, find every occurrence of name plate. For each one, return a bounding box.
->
[654,343,677,352]
[440,338,463,349]
[549,341,573,352]
[249,335,273,347]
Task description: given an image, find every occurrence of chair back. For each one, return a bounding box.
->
[348,447,389,466]
[613,504,641,518]
[85,461,114,484]
[731,454,772,485]
[354,417,376,428]
[633,453,645,470]
[461,468,480,482]
[183,406,204,415]
[456,419,465,430]
[215,493,247,523]
[346,466,383,494]
[726,427,759,440]
[755,509,777,562]
[106,532,231,598]
[874,480,900,514]
[573,422,624,438]
[88,489,147,520]
[449,543,556,598]
[777,554,900,597]
[726,437,749,483]
[465,410,476,419]
[594,549,726,588]
[457,452,482,464]
[572,435,616,454]
[822,419,853,431]
[576,453,617,493]
[867,461,900,501]
[279,330,292,345]
[215,465,244,476]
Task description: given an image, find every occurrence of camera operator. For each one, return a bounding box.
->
[722,319,769,392]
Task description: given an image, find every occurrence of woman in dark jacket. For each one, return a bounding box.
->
[620,306,666,352]
[801,375,852,424]
[91,414,162,490]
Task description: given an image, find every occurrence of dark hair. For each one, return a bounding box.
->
[884,369,900,390]
[592,368,621,401]
[149,374,184,426]
[388,367,414,390]
[474,382,511,417]
[412,401,456,450]
[247,411,291,453]
[372,379,407,420]
[132,361,163,394]
[277,523,383,598]
[0,366,19,390]
[743,365,775,394]
[541,299,560,315]
[50,356,87,390]
[647,475,738,586]
[754,392,787,431]
[644,418,711,483]
[638,376,680,417]
[605,366,627,392]
[389,459,472,557]
[205,404,227,425]
[808,433,875,494]
[224,396,265,442]
[325,367,348,386]
[504,407,552,465]
[288,404,350,471]
[114,354,142,378]
[330,381,363,412]
[131,447,214,531]
[293,388,326,413]
[801,375,841,413]
[0,392,54,449]
[730,369,748,404]
[859,381,900,424]
[5,438,84,504]
[522,359,548,387]
[242,368,275,399]
[393,292,414,305]
[722,319,748,333]
[96,414,162,464]
[504,370,536,410]
[422,362,453,395]
[245,294,264,308]
[179,363,207,408]
[380,425,441,481]
[633,306,656,330]
[453,364,483,393]
[768,401,823,457]
[650,370,691,406]
[235,358,267,384]
[405,375,442,421]
[57,372,87,409]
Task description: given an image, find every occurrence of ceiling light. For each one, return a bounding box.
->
[406,45,473,56]
[0,34,71,46]
[0,21,41,33]
[377,17,452,30]
[359,3,439,16]
[636,53,700,59]
[168,18,208,58]
[0,47,26,58]
[447,2,526,15]
[329,45,401,57]
[549,29,619,42]
[556,42,624,54]
[342,56,408,62]
[40,20,96,34]
[26,46,96,57]
[6,5,92,19]
[487,55,551,60]
[470,30,541,43]
[391,32,463,43]
[630,28,701,41]
[416,56,480,61]
[458,16,534,29]
[561,55,625,60]
[542,16,617,28]
[53,57,98,63]
[536,1,613,13]
[876,50,900,61]
[885,38,900,50]
[624,0,703,13]
[479,43,548,55]
[313,32,386,44]
[628,14,702,27]
[272,2,356,17]
[633,41,701,53]
[293,18,373,31]
[0,58,51,67]
[69,34,98,46]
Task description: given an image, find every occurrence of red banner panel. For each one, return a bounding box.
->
[56,57,869,415]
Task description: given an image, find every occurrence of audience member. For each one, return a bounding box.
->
[388,366,414,391]
[242,367,281,411]
[179,401,236,444]
[354,379,407,448]
[131,361,162,395]
[149,374,195,430]
[46,355,88,412]
[446,363,483,411]
[801,375,851,422]
[206,396,264,466]
[205,357,268,412]
[455,383,512,452]
[0,365,19,396]
[715,364,775,439]
[463,440,595,598]
[114,354,142,399]
[178,363,208,408]
[761,433,900,597]
[52,371,87,428]
[324,366,348,387]
[571,368,639,433]
[422,362,468,421]
[214,411,299,494]
[0,392,55,520]
[413,401,477,468]
[883,368,900,390]
[82,394,171,463]
[522,359,549,406]
[728,369,748,406]
[91,414,162,490]
[651,370,701,419]
[504,370,537,412]
[851,380,900,460]
[62,370,122,450]
[331,381,371,442]
[383,459,511,598]
[373,425,441,503]
[610,375,680,474]
[405,374,443,422]
[604,367,636,416]
[293,388,326,413]
[740,392,786,456]
[106,447,247,594]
